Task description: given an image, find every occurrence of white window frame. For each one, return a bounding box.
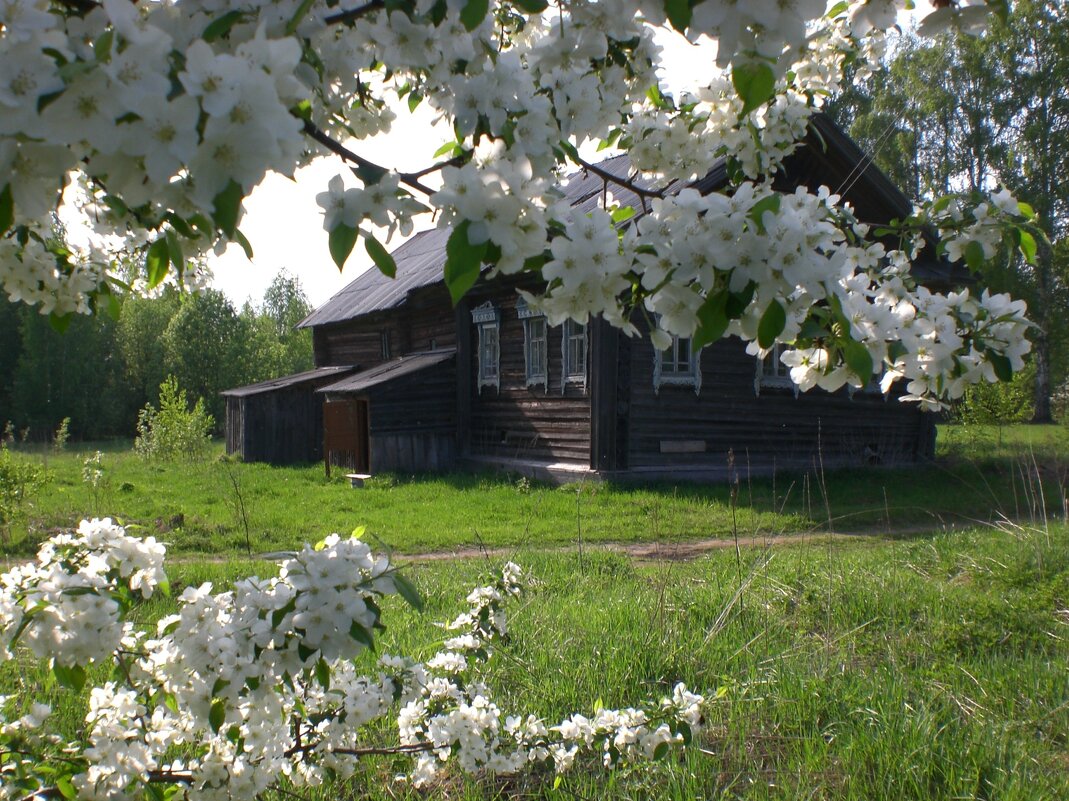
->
[754,343,798,397]
[653,334,702,395]
[560,319,587,393]
[472,302,500,393]
[516,298,548,389]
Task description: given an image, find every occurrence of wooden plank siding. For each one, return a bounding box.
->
[225,387,329,465]
[464,282,592,464]
[623,329,932,472]
[313,286,457,369]
[365,356,457,473]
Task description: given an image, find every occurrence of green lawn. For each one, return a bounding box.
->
[2,423,1067,557]
[4,523,1068,800]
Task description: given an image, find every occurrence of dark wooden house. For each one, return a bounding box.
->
[225,114,950,481]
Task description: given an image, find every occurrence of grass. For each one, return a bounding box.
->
[4,522,1068,800]
[2,423,1067,557]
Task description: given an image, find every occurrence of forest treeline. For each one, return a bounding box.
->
[829,0,1068,421]
[0,272,314,441]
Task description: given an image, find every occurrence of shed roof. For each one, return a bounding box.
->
[299,114,954,329]
[221,365,355,398]
[317,349,456,395]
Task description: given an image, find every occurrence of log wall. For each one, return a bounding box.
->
[623,329,932,472]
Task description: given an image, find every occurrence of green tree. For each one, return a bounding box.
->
[9,308,130,440]
[116,290,182,414]
[833,3,1069,421]
[162,289,249,427]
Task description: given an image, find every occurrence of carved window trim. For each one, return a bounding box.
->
[653,334,702,396]
[754,343,798,397]
[472,302,500,393]
[517,298,548,389]
[561,319,587,393]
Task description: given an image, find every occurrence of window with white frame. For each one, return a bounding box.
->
[516,298,548,388]
[561,319,587,390]
[653,334,702,395]
[472,302,500,392]
[755,343,797,396]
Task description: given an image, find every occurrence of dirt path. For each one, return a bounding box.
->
[392,521,975,564]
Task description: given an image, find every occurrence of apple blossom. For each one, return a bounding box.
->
[0,0,1037,406]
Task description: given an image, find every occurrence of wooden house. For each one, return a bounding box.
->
[224,114,950,482]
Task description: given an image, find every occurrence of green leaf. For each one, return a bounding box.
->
[433,140,462,158]
[297,642,317,662]
[165,229,184,272]
[988,352,1013,383]
[202,10,245,41]
[842,339,873,386]
[94,30,114,63]
[747,194,781,234]
[514,0,549,12]
[653,741,671,760]
[732,61,776,116]
[964,239,985,271]
[392,573,424,612]
[49,312,73,334]
[460,0,489,31]
[825,0,849,17]
[0,184,12,235]
[212,180,243,238]
[407,92,422,113]
[56,776,77,800]
[1018,229,1037,264]
[725,282,756,319]
[610,205,635,224]
[757,300,786,349]
[1017,200,1035,219]
[692,290,729,350]
[353,162,387,186]
[233,229,255,259]
[52,663,86,692]
[315,658,330,690]
[145,239,170,289]
[209,699,226,733]
[365,234,397,278]
[664,0,692,32]
[553,775,563,790]
[444,220,487,305]
[676,720,692,745]
[328,223,359,271]
[349,620,375,650]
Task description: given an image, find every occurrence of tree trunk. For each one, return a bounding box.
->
[1031,240,1055,423]
[1031,329,1054,423]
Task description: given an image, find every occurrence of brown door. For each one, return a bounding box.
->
[323,398,370,476]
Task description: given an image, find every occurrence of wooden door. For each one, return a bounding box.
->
[323,398,370,476]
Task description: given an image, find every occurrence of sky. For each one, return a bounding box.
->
[208,9,924,312]
[208,26,731,312]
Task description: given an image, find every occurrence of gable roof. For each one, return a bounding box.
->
[299,114,949,330]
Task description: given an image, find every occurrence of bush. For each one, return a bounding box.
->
[134,376,214,462]
[0,446,49,529]
[953,363,1034,430]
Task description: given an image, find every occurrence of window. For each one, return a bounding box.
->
[380,331,391,360]
[754,343,797,396]
[653,334,702,395]
[472,302,500,392]
[517,298,548,388]
[561,319,587,391]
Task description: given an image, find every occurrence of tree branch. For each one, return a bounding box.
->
[572,156,665,200]
[302,121,450,196]
[323,1,386,26]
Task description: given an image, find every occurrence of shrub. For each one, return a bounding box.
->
[52,417,71,451]
[134,376,214,462]
[0,446,49,530]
